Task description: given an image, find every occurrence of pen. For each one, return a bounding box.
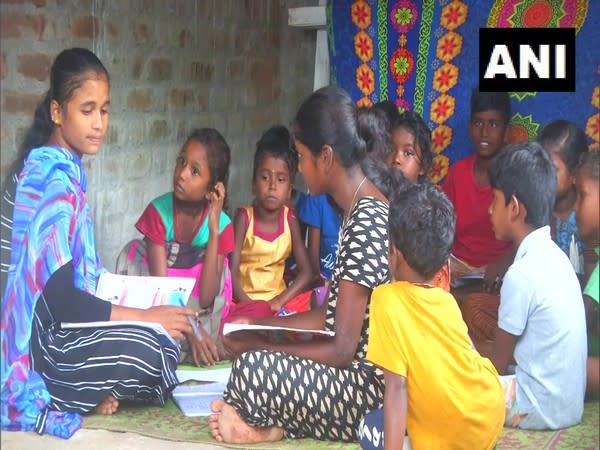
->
[187,314,204,342]
[177,295,203,341]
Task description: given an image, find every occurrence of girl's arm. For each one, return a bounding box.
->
[197,182,226,308]
[307,226,322,281]
[488,328,518,375]
[146,239,168,276]
[230,207,253,303]
[383,369,407,450]
[111,304,195,341]
[136,202,168,277]
[269,213,315,310]
[197,238,223,308]
[248,300,328,329]
[483,246,516,292]
[224,278,369,368]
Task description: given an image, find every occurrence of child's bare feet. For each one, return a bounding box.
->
[209,399,283,444]
[94,395,119,415]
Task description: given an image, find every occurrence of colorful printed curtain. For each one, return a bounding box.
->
[327,0,599,183]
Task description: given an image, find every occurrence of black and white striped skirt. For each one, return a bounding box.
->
[29,296,180,414]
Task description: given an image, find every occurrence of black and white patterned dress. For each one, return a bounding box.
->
[223,197,390,441]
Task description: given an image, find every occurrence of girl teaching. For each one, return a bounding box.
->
[1,48,199,438]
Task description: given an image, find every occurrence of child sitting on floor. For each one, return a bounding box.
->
[386,111,433,184]
[574,150,600,397]
[461,120,589,344]
[385,110,450,290]
[539,120,588,277]
[487,142,586,429]
[442,89,514,289]
[360,106,451,291]
[132,128,233,364]
[292,106,396,308]
[296,192,341,304]
[358,183,504,450]
[229,125,313,316]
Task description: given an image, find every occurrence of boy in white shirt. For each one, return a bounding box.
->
[487,141,587,429]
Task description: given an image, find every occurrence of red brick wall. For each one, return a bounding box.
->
[0,0,317,266]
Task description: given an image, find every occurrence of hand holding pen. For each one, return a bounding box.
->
[141,305,198,342]
[176,295,203,341]
[176,296,219,366]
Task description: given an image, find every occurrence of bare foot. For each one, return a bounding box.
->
[209,399,226,442]
[94,395,119,415]
[209,399,283,444]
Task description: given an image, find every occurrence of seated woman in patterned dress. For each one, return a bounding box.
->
[209,86,402,444]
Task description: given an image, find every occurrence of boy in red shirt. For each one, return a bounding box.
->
[443,89,514,290]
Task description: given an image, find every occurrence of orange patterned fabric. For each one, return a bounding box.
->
[460,292,500,343]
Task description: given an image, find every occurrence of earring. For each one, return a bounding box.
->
[53,118,61,125]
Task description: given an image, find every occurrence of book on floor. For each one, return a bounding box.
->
[222,322,335,343]
[172,382,227,417]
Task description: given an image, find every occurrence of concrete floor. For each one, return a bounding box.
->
[1,429,224,450]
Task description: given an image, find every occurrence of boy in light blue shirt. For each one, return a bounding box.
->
[487,142,586,430]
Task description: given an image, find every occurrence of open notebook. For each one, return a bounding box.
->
[94,272,196,308]
[61,273,196,345]
[222,322,335,343]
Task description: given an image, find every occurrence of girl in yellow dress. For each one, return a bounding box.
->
[229,125,313,317]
